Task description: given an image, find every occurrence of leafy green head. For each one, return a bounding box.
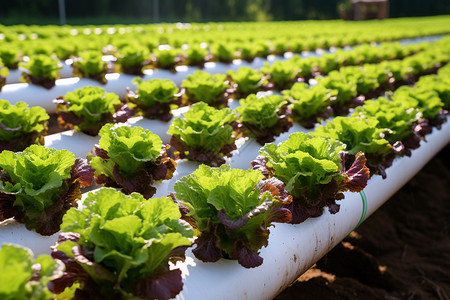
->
[353,97,421,143]
[185,44,208,65]
[236,94,287,129]
[0,100,49,144]
[91,124,163,177]
[56,188,193,298]
[262,60,298,89]
[174,164,291,267]
[0,58,9,79]
[0,145,76,233]
[0,244,61,300]
[57,86,122,132]
[73,50,107,77]
[392,85,444,120]
[260,132,345,198]
[0,47,21,69]
[20,54,62,80]
[181,70,229,105]
[313,116,391,156]
[167,102,237,154]
[131,77,179,107]
[117,45,149,69]
[153,48,179,68]
[211,42,235,62]
[283,83,335,120]
[318,71,358,106]
[228,67,267,95]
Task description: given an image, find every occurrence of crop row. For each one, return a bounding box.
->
[1,35,448,117]
[1,16,450,75]
[0,37,433,88]
[2,31,450,299]
[1,54,449,298]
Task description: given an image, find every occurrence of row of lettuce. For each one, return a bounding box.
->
[1,58,450,300]
[0,36,439,90]
[2,16,450,71]
[1,34,449,159]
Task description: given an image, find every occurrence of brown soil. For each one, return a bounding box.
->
[275,144,450,300]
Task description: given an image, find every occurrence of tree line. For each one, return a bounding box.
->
[0,0,449,25]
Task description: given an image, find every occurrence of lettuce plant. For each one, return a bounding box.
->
[126,78,180,122]
[167,102,237,166]
[55,86,134,136]
[282,83,335,128]
[252,132,369,223]
[0,244,62,300]
[116,45,150,75]
[185,44,209,66]
[261,60,299,90]
[352,97,423,155]
[173,165,292,268]
[318,71,359,115]
[416,75,450,110]
[236,94,293,144]
[19,54,62,89]
[313,116,394,178]
[0,59,8,91]
[50,188,193,300]
[211,43,235,63]
[181,71,230,107]
[0,145,94,235]
[0,47,21,69]
[152,48,181,70]
[72,51,108,84]
[0,100,49,152]
[91,124,176,199]
[227,67,268,97]
[392,86,445,122]
[238,43,258,62]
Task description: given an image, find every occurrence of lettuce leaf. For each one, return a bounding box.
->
[352,97,422,153]
[282,83,335,128]
[0,145,94,235]
[227,67,268,96]
[313,116,394,178]
[174,165,292,268]
[91,124,176,199]
[0,59,8,91]
[72,50,108,84]
[51,188,193,300]
[0,100,49,152]
[255,132,369,223]
[0,243,62,300]
[116,45,150,75]
[19,54,62,89]
[167,102,237,166]
[236,94,293,144]
[55,86,134,136]
[127,78,180,121]
[181,71,230,107]
[261,60,299,90]
[153,48,181,70]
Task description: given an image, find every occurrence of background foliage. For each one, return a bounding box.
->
[0,0,450,25]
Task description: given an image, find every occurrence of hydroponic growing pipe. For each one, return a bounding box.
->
[1,117,448,300]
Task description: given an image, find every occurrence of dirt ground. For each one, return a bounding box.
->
[275,144,450,300]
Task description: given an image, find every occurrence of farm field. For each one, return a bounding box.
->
[1,16,450,299]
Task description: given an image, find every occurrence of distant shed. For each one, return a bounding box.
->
[351,0,389,20]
